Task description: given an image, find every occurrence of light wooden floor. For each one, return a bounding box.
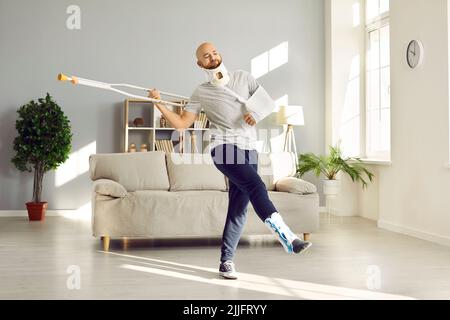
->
[1,213,450,300]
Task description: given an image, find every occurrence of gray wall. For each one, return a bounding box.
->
[0,0,325,210]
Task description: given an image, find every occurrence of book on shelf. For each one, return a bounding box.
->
[194,111,209,129]
[155,139,174,153]
[165,140,173,153]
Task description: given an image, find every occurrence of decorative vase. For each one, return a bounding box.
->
[26,201,48,221]
[133,117,144,127]
[160,115,166,128]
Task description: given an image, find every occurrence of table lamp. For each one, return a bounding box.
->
[277,106,305,164]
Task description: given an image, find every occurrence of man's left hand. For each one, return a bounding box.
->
[244,112,256,126]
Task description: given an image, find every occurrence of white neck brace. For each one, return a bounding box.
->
[201,62,230,86]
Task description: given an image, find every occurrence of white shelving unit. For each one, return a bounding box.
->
[123,99,210,153]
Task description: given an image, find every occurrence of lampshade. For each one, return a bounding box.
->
[277,105,305,126]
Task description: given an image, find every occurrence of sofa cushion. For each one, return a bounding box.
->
[257,152,297,191]
[275,177,317,194]
[93,179,127,198]
[166,153,227,191]
[89,151,170,191]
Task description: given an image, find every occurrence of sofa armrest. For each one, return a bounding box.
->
[275,177,317,195]
[92,179,127,198]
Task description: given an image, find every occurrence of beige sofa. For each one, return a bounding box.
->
[89,150,319,251]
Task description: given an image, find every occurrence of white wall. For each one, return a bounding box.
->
[327,0,450,245]
[357,164,379,221]
[376,0,450,246]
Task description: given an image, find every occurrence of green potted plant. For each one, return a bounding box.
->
[11,93,72,221]
[296,142,375,198]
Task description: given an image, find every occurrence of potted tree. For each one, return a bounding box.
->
[296,142,374,198]
[11,93,72,221]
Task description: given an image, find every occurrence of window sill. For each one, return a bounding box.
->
[349,158,392,166]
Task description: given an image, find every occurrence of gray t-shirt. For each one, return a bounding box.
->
[183,70,260,151]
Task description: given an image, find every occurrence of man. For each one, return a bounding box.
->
[149,42,312,280]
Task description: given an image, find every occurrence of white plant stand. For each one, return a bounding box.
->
[323,179,342,224]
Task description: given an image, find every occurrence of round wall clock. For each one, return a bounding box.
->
[406,40,424,69]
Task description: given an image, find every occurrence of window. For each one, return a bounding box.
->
[365,0,390,160]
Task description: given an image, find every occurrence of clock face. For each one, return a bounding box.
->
[407,40,423,68]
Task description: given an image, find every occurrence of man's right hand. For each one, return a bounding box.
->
[148,88,192,129]
[148,88,161,100]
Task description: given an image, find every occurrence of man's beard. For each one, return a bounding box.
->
[205,57,222,69]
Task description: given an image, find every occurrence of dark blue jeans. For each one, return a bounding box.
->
[210,143,278,262]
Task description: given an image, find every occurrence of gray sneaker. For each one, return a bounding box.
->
[219,260,238,280]
[292,238,312,254]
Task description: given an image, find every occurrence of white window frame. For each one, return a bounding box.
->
[362,0,391,161]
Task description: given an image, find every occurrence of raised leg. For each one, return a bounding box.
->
[101,236,110,251]
[303,233,310,241]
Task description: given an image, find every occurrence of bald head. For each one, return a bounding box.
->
[196,42,222,69]
[196,42,216,59]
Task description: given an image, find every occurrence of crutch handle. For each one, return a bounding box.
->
[57,73,79,84]
[57,73,70,81]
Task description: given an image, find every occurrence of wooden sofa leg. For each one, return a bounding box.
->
[101,236,110,251]
[123,237,129,250]
[303,233,310,241]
